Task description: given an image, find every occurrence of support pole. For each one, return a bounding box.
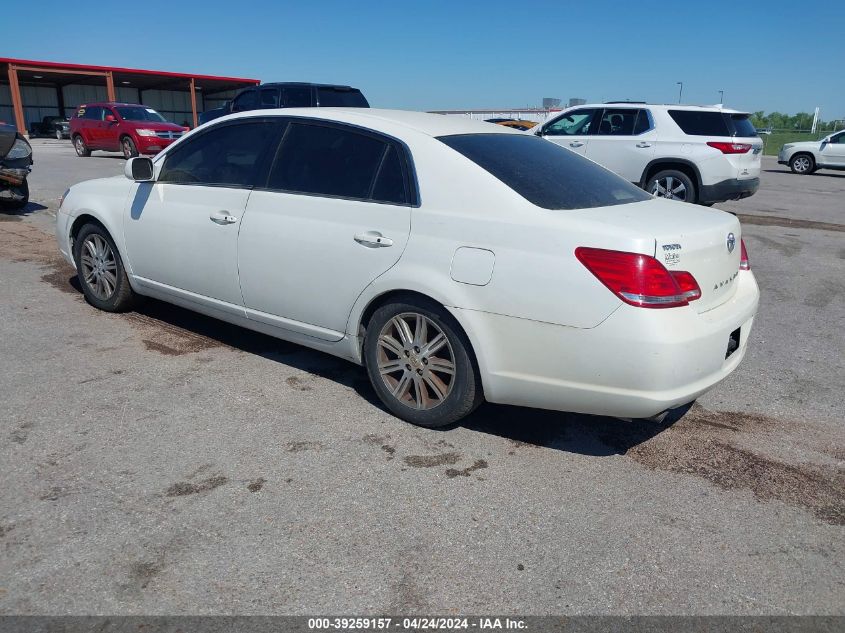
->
[106,71,116,102]
[190,77,198,129]
[7,65,27,136]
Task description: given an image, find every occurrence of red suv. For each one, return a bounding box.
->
[70,102,186,158]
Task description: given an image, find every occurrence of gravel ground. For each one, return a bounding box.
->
[1,142,843,615]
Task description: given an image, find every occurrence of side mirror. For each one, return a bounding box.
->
[105,114,116,123]
[125,156,155,182]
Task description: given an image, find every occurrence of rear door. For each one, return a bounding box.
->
[238,119,414,339]
[536,108,599,156]
[82,106,103,147]
[585,108,656,182]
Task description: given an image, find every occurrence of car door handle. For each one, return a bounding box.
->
[636,142,652,148]
[354,231,393,247]
[569,141,584,148]
[209,210,238,225]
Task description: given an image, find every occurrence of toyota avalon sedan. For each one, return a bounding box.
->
[56,109,759,428]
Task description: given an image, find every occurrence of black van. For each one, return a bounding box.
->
[199,83,369,124]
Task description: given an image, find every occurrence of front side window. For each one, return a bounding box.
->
[596,108,638,135]
[115,106,165,122]
[231,89,257,112]
[439,133,650,210]
[159,120,282,187]
[829,132,845,144]
[259,89,280,108]
[267,122,410,203]
[543,109,598,136]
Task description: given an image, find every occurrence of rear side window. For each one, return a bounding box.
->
[259,89,280,108]
[730,114,759,138]
[596,108,637,135]
[283,86,312,107]
[81,106,102,120]
[633,109,652,134]
[439,134,650,210]
[159,120,282,187]
[668,110,731,136]
[316,88,369,107]
[267,122,410,204]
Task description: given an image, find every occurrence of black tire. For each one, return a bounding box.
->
[0,179,29,211]
[363,297,483,428]
[74,135,91,157]
[121,136,139,159]
[789,153,814,174]
[73,223,136,312]
[646,169,696,204]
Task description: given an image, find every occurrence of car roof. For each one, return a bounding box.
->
[224,108,523,138]
[76,102,148,108]
[248,82,359,90]
[572,103,747,114]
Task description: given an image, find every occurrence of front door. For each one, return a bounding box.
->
[123,118,283,311]
[819,131,845,167]
[536,108,599,156]
[238,120,414,339]
[101,106,121,151]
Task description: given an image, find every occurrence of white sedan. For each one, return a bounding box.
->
[56,109,759,427]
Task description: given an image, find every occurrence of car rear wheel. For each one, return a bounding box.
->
[74,135,91,157]
[73,223,136,312]
[56,129,63,140]
[647,170,696,203]
[364,298,483,427]
[121,136,139,159]
[789,153,814,174]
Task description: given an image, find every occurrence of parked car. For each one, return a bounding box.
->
[29,116,70,139]
[199,82,369,124]
[0,122,32,210]
[56,109,758,428]
[70,103,186,159]
[496,120,537,131]
[535,104,763,205]
[778,131,845,174]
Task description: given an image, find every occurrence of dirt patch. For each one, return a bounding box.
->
[286,440,322,453]
[165,475,228,497]
[404,452,460,468]
[604,405,845,525]
[737,214,845,233]
[247,477,266,493]
[363,433,397,460]
[445,459,488,478]
[285,376,313,391]
[129,560,164,589]
[38,486,70,501]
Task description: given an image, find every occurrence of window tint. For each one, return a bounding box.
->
[829,132,845,144]
[668,110,731,136]
[316,88,369,107]
[268,123,388,199]
[159,121,281,187]
[115,106,166,122]
[439,134,650,210]
[596,108,637,135]
[371,146,408,204]
[82,106,102,120]
[633,109,652,134]
[259,89,280,108]
[283,86,312,107]
[730,114,759,138]
[543,109,597,136]
[231,89,257,112]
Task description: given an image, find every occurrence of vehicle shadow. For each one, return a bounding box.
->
[0,201,48,219]
[64,286,673,456]
[763,168,845,179]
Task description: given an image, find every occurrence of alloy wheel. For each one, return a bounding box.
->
[650,176,687,201]
[376,312,456,410]
[122,140,133,159]
[792,156,811,173]
[79,234,118,300]
[75,137,85,155]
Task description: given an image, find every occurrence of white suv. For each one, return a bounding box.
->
[778,131,845,174]
[535,103,763,205]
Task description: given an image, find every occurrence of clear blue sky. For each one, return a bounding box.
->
[4,0,843,118]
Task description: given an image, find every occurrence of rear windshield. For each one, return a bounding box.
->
[439,134,651,210]
[730,114,759,138]
[668,110,731,136]
[116,107,166,122]
[317,88,369,107]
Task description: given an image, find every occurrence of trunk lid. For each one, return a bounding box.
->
[575,198,742,313]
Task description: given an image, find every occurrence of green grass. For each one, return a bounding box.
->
[759,130,836,156]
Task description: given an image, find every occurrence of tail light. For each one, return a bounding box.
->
[575,247,701,309]
[739,238,750,270]
[707,141,752,154]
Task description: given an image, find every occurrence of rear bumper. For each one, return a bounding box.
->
[452,271,760,419]
[699,177,759,204]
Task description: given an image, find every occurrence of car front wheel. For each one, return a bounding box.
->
[121,136,139,159]
[789,153,814,174]
[364,298,483,427]
[73,223,136,312]
[647,170,696,203]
